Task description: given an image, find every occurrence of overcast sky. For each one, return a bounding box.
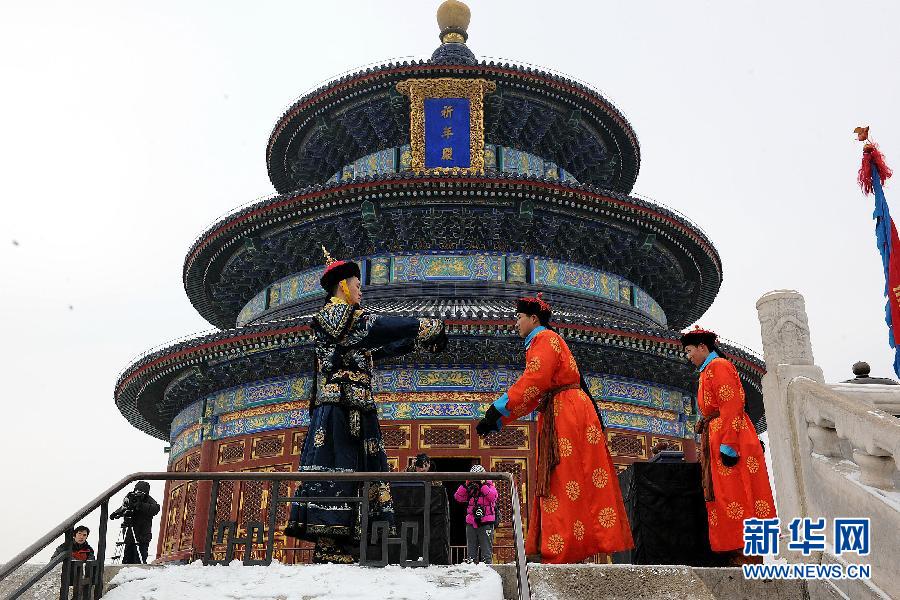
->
[2,0,899,564]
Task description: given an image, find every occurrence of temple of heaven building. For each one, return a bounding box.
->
[114,0,766,563]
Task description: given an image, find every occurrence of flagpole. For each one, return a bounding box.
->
[856,126,900,377]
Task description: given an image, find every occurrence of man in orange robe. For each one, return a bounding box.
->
[477,294,633,563]
[681,327,775,564]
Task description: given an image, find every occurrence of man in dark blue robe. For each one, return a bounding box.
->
[285,252,446,563]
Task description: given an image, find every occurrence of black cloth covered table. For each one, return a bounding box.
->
[612,462,725,566]
[381,482,450,565]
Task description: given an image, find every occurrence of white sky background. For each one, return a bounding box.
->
[1,0,899,564]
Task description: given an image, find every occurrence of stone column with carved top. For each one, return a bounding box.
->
[756,290,825,526]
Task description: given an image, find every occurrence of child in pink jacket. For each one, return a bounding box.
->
[454,464,498,563]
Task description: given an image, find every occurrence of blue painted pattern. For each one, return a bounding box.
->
[170,401,202,439]
[238,252,665,326]
[168,367,693,462]
[501,147,545,177]
[390,253,504,282]
[532,258,666,325]
[328,145,578,183]
[585,375,689,413]
[170,427,201,459]
[634,287,667,326]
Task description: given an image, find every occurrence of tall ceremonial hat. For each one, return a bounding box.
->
[319,245,361,291]
[516,292,552,325]
[679,325,718,349]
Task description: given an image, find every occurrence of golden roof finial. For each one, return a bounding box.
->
[437,0,470,44]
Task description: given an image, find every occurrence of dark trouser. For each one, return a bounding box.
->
[465,523,494,564]
[123,529,149,564]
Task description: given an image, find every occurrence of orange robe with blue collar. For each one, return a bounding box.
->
[497,327,633,563]
[698,356,776,552]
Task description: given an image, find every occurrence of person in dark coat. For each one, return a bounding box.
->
[53,525,95,561]
[285,249,447,563]
[111,480,160,564]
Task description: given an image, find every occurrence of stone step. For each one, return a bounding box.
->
[0,563,159,600]
[1,562,822,600]
[491,564,809,600]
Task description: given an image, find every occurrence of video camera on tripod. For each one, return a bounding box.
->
[110,481,156,564]
[110,491,144,528]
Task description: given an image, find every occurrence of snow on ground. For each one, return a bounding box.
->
[105,560,504,600]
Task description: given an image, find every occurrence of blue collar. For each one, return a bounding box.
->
[698,351,719,373]
[524,326,546,350]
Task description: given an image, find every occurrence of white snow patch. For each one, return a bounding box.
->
[105,560,504,600]
[843,470,900,511]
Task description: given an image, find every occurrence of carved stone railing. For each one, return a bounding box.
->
[795,379,900,488]
[757,290,900,600]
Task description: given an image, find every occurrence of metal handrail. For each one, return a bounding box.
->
[0,471,529,600]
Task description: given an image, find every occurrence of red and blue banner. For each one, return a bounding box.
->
[859,140,900,376]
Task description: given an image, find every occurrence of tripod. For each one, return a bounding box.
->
[112,523,146,564]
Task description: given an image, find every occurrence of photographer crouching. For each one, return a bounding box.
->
[453,465,498,564]
[110,481,160,564]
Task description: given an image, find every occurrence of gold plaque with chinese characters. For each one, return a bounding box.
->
[396,78,496,175]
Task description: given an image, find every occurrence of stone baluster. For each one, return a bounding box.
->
[806,417,842,458]
[852,448,896,489]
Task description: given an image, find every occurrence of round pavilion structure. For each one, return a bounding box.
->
[115,2,765,563]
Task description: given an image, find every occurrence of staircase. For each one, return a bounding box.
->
[756,290,900,600]
[3,563,810,600]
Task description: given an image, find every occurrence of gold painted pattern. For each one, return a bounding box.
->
[375,391,495,404]
[217,401,305,423]
[755,500,772,518]
[558,437,573,457]
[716,460,734,476]
[565,480,581,501]
[546,534,565,555]
[416,318,443,343]
[526,357,542,373]
[542,494,559,514]
[597,507,617,528]
[709,508,719,526]
[313,427,326,447]
[523,385,541,404]
[395,78,496,175]
[592,467,609,489]
[333,370,371,384]
[573,520,585,541]
[595,401,677,420]
[417,370,473,387]
[547,335,562,354]
[726,502,744,520]
[586,424,602,445]
[746,456,760,474]
[718,384,735,402]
